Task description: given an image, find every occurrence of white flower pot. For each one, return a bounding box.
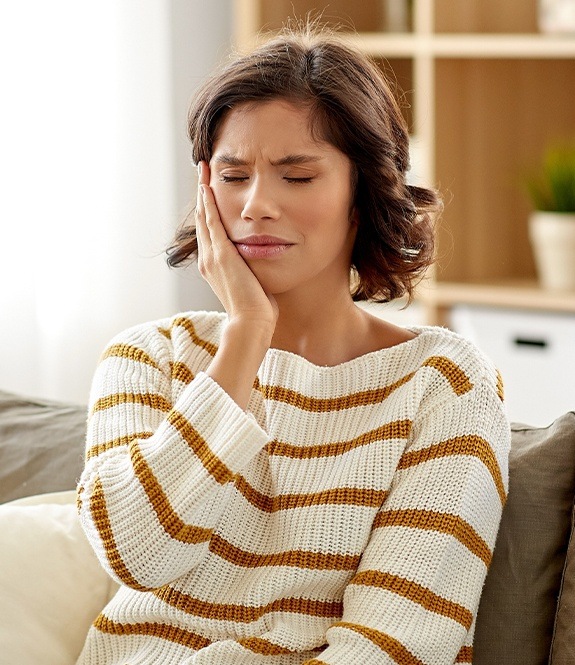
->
[538,0,575,34]
[529,211,575,290]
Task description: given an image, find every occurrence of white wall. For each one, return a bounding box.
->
[168,0,231,314]
[0,0,230,404]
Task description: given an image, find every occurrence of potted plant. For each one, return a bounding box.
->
[525,141,575,291]
[538,0,575,34]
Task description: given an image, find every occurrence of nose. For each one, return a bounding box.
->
[241,176,281,222]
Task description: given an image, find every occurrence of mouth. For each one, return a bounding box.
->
[233,235,295,259]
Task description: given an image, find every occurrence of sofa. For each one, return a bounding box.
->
[0,388,574,665]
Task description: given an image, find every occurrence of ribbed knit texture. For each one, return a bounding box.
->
[76,311,510,665]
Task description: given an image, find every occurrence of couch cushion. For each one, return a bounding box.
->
[0,390,86,503]
[0,491,117,665]
[549,500,575,665]
[474,412,575,665]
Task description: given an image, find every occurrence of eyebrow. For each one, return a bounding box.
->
[214,153,323,167]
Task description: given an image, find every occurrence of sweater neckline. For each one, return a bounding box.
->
[262,325,434,373]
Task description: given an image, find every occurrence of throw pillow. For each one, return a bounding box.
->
[0,491,117,665]
[474,412,575,665]
[549,500,575,665]
[0,390,87,503]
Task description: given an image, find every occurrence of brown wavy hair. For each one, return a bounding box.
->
[166,26,441,302]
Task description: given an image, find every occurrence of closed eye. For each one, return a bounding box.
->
[219,175,248,183]
[220,175,314,184]
[285,177,314,184]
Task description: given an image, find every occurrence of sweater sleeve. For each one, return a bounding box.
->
[304,374,510,665]
[77,330,270,590]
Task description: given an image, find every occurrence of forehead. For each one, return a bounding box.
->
[212,99,330,154]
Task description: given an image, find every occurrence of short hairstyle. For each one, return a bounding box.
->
[167,26,441,302]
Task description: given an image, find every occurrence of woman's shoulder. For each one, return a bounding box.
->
[406,325,503,396]
[103,310,227,358]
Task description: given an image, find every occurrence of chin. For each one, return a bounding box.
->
[248,268,298,297]
[257,278,297,297]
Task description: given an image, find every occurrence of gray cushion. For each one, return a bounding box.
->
[549,500,575,665]
[0,391,86,503]
[474,412,575,664]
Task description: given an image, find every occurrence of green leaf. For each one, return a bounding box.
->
[524,142,575,212]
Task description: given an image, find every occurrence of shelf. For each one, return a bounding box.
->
[421,281,575,314]
[235,0,575,323]
[341,33,420,57]
[432,34,575,58]
[346,33,575,58]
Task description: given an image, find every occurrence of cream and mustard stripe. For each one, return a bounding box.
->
[77,312,509,664]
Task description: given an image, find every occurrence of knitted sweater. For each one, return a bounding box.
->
[76,311,510,665]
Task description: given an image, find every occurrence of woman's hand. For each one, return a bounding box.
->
[195,161,277,409]
[195,161,278,333]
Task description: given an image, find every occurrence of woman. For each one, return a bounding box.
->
[77,27,510,664]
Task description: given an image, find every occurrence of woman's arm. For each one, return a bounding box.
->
[304,375,510,665]
[77,342,270,590]
[78,164,278,589]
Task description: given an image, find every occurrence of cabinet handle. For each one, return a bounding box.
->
[513,337,548,349]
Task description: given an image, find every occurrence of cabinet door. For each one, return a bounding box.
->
[451,305,575,426]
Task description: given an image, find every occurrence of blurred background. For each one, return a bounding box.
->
[0,1,230,403]
[1,0,574,425]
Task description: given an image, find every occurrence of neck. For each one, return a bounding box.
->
[271,286,368,366]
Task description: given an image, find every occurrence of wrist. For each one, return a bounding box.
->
[205,317,273,411]
[223,317,275,350]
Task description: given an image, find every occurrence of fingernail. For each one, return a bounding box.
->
[197,162,202,178]
[200,184,206,197]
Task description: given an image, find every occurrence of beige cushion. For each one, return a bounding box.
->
[0,390,86,503]
[549,501,575,665]
[474,412,575,664]
[0,491,117,665]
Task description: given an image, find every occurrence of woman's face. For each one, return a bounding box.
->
[208,99,357,298]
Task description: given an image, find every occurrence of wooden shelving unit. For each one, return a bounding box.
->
[232,0,575,326]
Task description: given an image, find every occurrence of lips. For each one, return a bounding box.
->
[233,235,294,259]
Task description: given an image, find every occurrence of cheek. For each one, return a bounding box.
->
[317,193,355,233]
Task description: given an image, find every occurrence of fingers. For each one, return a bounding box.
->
[197,162,230,247]
[201,185,225,242]
[198,160,210,187]
[195,161,233,281]
[195,165,210,270]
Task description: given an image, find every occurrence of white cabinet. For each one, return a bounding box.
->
[450,305,575,427]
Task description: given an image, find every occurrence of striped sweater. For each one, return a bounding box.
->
[76,310,510,665]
